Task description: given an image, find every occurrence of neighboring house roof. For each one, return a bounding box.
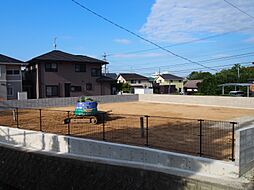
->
[105,73,117,79]
[28,50,108,65]
[0,54,24,65]
[97,76,116,82]
[159,74,183,80]
[118,73,148,81]
[184,80,202,89]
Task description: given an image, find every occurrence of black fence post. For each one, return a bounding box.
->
[140,117,145,138]
[230,122,237,161]
[145,115,149,147]
[102,113,105,141]
[39,109,42,131]
[67,111,70,135]
[198,119,204,157]
[16,108,19,128]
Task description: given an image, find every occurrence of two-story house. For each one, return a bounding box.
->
[117,73,152,93]
[0,54,24,100]
[24,50,112,99]
[154,73,184,94]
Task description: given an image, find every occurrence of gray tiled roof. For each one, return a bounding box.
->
[160,74,183,80]
[0,54,23,64]
[118,73,148,80]
[29,50,108,64]
[105,73,117,79]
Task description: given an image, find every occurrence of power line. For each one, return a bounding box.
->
[107,27,251,57]
[110,51,254,72]
[223,0,254,20]
[71,0,217,71]
[134,61,252,76]
[108,44,254,69]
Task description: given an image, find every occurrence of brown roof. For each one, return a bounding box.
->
[184,80,202,89]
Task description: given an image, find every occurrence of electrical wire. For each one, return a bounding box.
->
[107,27,251,57]
[71,0,218,71]
[223,0,254,20]
[109,52,254,72]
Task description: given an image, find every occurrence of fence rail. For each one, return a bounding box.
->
[0,106,238,161]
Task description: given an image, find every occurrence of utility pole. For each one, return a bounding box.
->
[103,53,107,76]
[237,66,240,83]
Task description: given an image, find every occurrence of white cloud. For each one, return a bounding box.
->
[112,52,166,58]
[114,38,131,45]
[141,0,254,43]
[245,37,254,43]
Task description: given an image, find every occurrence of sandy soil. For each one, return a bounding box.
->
[58,101,254,121]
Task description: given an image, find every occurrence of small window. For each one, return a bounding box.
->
[170,80,173,83]
[45,63,58,72]
[6,70,20,75]
[91,68,101,77]
[75,64,86,72]
[179,80,182,82]
[7,87,13,96]
[138,80,141,84]
[6,70,13,75]
[86,83,92,91]
[131,80,136,84]
[46,85,59,97]
[71,86,82,92]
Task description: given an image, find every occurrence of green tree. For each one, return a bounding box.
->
[116,83,131,93]
[196,64,254,95]
[187,71,212,80]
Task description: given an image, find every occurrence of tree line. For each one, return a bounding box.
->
[187,64,254,95]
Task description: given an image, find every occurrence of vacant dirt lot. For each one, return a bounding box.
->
[0,102,253,161]
[58,101,254,121]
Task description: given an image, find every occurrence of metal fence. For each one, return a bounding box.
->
[0,107,238,161]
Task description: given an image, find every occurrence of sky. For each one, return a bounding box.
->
[0,0,254,77]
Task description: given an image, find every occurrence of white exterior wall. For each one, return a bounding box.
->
[134,88,153,94]
[117,75,152,88]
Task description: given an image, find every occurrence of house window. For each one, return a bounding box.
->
[7,87,13,96]
[86,83,92,91]
[91,68,101,77]
[46,85,59,97]
[75,64,86,72]
[14,70,20,75]
[45,63,58,72]
[6,70,20,75]
[179,80,182,82]
[170,80,173,82]
[138,80,141,84]
[131,80,136,84]
[71,86,82,92]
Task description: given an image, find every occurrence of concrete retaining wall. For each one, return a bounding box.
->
[0,126,239,179]
[1,146,251,190]
[0,95,138,108]
[236,120,254,175]
[139,94,254,109]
